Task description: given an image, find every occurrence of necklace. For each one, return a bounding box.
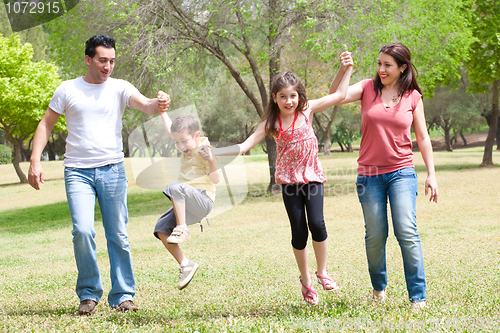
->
[392,95,399,103]
[276,111,299,142]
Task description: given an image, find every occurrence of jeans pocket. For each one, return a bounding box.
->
[397,167,416,178]
[356,175,367,197]
[110,162,126,174]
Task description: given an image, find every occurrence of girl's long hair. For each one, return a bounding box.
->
[373,43,423,99]
[262,71,308,138]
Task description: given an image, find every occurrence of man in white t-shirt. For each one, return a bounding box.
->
[28,35,170,315]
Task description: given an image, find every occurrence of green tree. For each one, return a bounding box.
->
[331,105,361,153]
[0,33,63,183]
[103,0,352,191]
[290,0,474,155]
[425,79,487,151]
[467,0,500,166]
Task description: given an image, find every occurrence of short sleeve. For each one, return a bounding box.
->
[48,83,67,115]
[361,79,373,90]
[410,90,422,111]
[121,80,140,107]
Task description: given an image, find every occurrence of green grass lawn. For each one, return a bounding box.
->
[0,150,499,332]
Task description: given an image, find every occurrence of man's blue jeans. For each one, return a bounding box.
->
[356,167,426,303]
[64,161,135,307]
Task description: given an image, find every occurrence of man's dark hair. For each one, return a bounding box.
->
[85,35,116,58]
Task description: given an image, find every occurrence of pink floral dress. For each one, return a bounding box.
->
[275,115,327,184]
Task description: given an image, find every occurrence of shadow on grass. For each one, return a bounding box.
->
[5,306,77,316]
[0,192,167,235]
[0,201,71,234]
[2,297,368,327]
[96,298,366,327]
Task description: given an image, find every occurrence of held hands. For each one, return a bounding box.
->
[157,90,171,113]
[339,51,353,71]
[425,174,438,203]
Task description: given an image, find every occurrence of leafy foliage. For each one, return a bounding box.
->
[467,0,500,93]
[466,0,500,165]
[0,144,11,164]
[425,79,487,151]
[331,105,361,153]
[0,33,63,182]
[301,0,474,97]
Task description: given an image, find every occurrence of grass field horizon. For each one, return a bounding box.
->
[1,148,499,332]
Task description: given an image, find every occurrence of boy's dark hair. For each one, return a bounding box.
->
[171,115,200,136]
[85,35,116,58]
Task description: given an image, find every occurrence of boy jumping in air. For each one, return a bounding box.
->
[154,109,221,289]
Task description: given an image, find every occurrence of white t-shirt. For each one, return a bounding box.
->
[49,77,139,168]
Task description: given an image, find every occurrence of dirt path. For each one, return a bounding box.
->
[415,131,490,151]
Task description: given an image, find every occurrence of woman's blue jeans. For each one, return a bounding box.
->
[356,167,426,303]
[64,162,135,307]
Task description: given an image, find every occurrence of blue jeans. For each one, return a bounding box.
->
[356,167,426,303]
[64,162,135,307]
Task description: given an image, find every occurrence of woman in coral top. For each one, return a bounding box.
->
[330,43,438,311]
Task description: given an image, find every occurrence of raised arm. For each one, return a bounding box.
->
[160,110,173,139]
[28,108,61,190]
[308,59,353,113]
[413,99,438,203]
[212,121,267,156]
[328,51,352,95]
[129,90,170,115]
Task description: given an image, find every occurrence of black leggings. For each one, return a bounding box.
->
[281,182,327,250]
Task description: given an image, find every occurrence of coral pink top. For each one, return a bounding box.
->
[275,114,327,184]
[358,79,422,176]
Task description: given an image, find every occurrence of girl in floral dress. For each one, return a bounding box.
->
[212,52,353,305]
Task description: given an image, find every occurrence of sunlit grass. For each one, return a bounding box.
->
[0,150,499,332]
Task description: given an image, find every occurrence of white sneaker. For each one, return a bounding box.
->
[177,260,199,290]
[166,227,191,244]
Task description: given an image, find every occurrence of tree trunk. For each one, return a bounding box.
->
[338,141,345,152]
[313,106,338,157]
[481,79,499,166]
[460,132,467,146]
[347,142,353,152]
[3,128,29,183]
[323,136,332,156]
[444,126,453,152]
[12,140,28,183]
[265,0,280,192]
[496,121,500,150]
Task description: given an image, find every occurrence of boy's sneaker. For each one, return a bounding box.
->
[177,260,199,290]
[167,226,191,244]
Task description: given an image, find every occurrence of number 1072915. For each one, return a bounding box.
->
[5,1,61,14]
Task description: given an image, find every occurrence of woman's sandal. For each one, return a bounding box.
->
[315,270,340,291]
[299,275,318,306]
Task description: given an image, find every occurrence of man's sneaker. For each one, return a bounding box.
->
[177,260,199,290]
[78,299,98,315]
[116,300,140,312]
[167,226,191,244]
